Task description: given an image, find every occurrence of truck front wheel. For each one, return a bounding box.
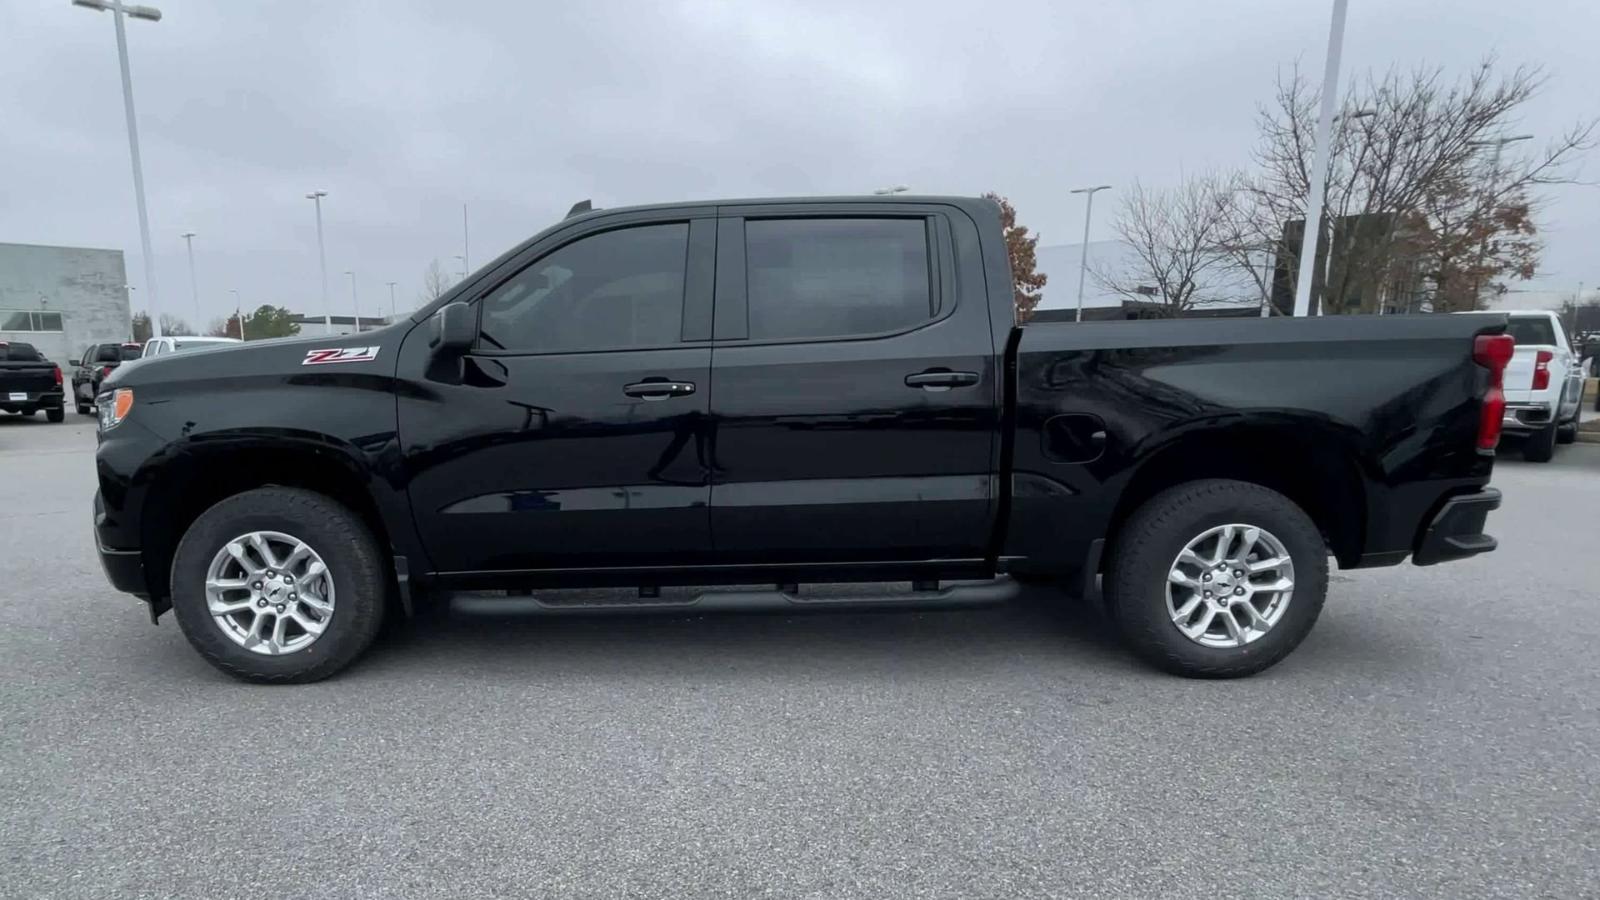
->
[1105,479,1329,678]
[169,487,388,683]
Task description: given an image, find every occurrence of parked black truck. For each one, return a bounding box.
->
[0,341,65,422]
[72,342,143,415]
[92,196,1511,683]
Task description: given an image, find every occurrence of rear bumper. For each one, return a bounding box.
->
[0,390,63,409]
[1413,488,1500,566]
[1502,402,1553,431]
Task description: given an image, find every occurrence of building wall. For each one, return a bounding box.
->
[0,242,131,363]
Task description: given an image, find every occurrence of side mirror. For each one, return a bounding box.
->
[428,302,475,354]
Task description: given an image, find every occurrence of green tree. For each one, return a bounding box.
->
[240,305,301,340]
[130,310,152,342]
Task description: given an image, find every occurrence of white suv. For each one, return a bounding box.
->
[1492,311,1585,461]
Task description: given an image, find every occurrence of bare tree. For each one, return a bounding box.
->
[159,313,194,336]
[1095,174,1253,316]
[1246,58,1594,314]
[421,259,454,303]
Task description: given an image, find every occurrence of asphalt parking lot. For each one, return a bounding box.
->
[3,416,1598,899]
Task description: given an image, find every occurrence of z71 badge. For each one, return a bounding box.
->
[302,346,381,365]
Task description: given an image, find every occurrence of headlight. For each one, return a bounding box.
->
[96,388,134,431]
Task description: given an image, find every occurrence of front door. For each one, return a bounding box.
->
[397,214,717,573]
[705,207,1001,564]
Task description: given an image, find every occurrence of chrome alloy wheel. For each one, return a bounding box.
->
[204,531,335,655]
[1165,523,1295,649]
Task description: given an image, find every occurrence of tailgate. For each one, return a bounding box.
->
[0,365,57,397]
[1502,345,1552,403]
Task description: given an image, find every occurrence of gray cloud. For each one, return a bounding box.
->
[2,0,1595,326]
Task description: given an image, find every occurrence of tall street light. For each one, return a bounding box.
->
[873,185,909,195]
[306,190,330,330]
[73,0,166,340]
[1466,133,1534,302]
[1292,0,1351,317]
[180,231,200,328]
[453,255,467,280]
[462,203,470,273]
[385,281,398,320]
[345,271,359,332]
[1069,185,1113,322]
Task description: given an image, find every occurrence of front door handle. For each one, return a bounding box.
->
[623,380,696,400]
[905,370,980,391]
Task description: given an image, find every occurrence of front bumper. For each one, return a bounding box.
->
[93,490,147,597]
[1413,488,1500,566]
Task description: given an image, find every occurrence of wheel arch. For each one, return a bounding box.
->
[1107,420,1370,569]
[137,433,410,605]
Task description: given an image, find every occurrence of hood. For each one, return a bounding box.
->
[106,322,409,390]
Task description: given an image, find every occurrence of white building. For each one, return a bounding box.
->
[0,242,133,363]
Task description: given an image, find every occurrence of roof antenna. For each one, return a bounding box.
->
[566,199,593,218]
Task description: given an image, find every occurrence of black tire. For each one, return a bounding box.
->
[1557,420,1578,445]
[75,401,91,415]
[45,406,64,423]
[169,487,388,683]
[1523,423,1557,462]
[1105,479,1329,678]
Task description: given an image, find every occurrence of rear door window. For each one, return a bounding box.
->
[743,218,933,341]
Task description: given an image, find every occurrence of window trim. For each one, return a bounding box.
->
[711,213,955,346]
[466,217,713,359]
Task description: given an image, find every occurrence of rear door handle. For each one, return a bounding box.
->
[623,380,696,400]
[905,370,980,391]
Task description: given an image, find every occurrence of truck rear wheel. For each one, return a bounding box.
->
[1523,423,1557,462]
[169,487,388,683]
[1105,479,1328,678]
[46,405,64,423]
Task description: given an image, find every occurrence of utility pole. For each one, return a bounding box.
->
[1069,185,1112,322]
[306,190,330,330]
[386,281,398,319]
[73,0,166,339]
[1291,0,1350,317]
[180,231,200,329]
[462,203,470,273]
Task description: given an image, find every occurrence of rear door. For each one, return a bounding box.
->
[705,203,1001,564]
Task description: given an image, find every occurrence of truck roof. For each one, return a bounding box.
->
[562,194,991,225]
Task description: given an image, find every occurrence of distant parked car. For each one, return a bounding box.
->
[1462,311,1584,460]
[141,336,242,358]
[0,341,65,423]
[71,342,142,415]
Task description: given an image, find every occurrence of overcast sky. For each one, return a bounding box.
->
[2,0,1596,325]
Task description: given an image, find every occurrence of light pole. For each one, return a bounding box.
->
[345,271,359,332]
[386,281,397,320]
[73,0,165,340]
[306,190,330,330]
[229,289,244,340]
[1467,134,1534,303]
[180,231,200,329]
[462,203,470,273]
[1292,0,1350,317]
[453,255,467,280]
[1069,185,1113,322]
[873,185,909,195]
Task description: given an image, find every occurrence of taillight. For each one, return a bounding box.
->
[1532,350,1552,391]
[52,365,62,386]
[1473,333,1515,451]
[100,366,113,379]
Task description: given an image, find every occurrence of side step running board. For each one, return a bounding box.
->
[450,578,1020,617]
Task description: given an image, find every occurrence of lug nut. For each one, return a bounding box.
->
[1202,573,1212,582]
[1234,587,1245,596]
[1233,569,1244,577]
[252,581,262,590]
[289,593,298,601]
[275,604,286,612]
[1203,591,1212,598]
[257,599,267,608]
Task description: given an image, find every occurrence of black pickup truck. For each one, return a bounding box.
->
[0,341,65,422]
[92,195,1510,683]
[71,342,143,415]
